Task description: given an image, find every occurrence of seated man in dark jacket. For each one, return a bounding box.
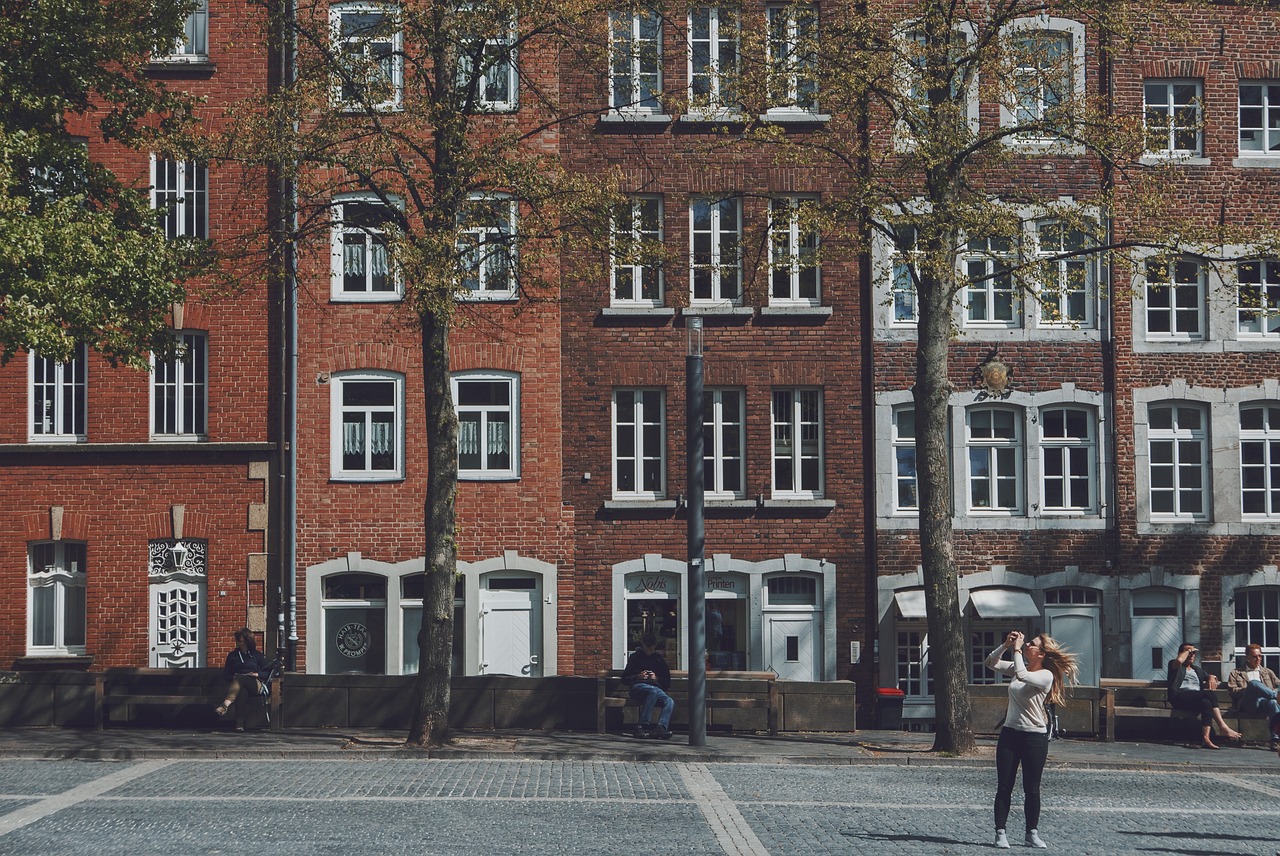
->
[622,632,674,739]
[215,627,270,731]
[1167,643,1241,750]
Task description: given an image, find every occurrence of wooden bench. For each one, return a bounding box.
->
[1100,678,1271,743]
[597,670,779,735]
[95,668,282,732]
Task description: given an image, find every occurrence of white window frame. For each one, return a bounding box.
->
[458,193,517,300]
[768,196,820,306]
[1240,402,1280,519]
[963,235,1018,328]
[889,223,920,326]
[966,405,1024,514]
[151,156,207,240]
[689,196,742,306]
[1234,588,1280,674]
[331,2,403,111]
[27,541,87,656]
[30,344,87,442]
[612,388,666,499]
[765,4,818,115]
[1237,259,1280,338]
[687,6,739,115]
[1144,79,1203,157]
[330,371,405,481]
[1032,220,1095,328]
[892,404,918,513]
[1039,405,1097,514]
[155,0,209,62]
[703,387,745,499]
[999,18,1084,148]
[611,195,663,306]
[1145,258,1206,341]
[1148,402,1209,521]
[452,371,519,480]
[1238,81,1280,157]
[895,621,931,698]
[458,10,518,112]
[151,331,207,439]
[331,196,401,300]
[608,8,662,114]
[771,387,823,499]
[894,21,980,145]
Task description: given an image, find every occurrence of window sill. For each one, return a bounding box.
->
[683,305,754,317]
[759,305,832,319]
[760,110,830,124]
[458,474,520,482]
[458,293,517,303]
[0,442,274,454]
[1140,154,1210,166]
[599,112,673,125]
[601,306,676,318]
[331,293,404,304]
[1233,156,1280,168]
[330,474,406,484]
[604,499,678,511]
[706,499,758,509]
[678,110,747,125]
[761,498,835,509]
[146,58,216,74]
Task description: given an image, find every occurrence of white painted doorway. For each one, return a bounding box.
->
[149,580,204,668]
[1045,608,1100,687]
[1130,588,1182,681]
[479,575,541,676]
[766,615,817,681]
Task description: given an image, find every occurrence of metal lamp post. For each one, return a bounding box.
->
[686,316,707,747]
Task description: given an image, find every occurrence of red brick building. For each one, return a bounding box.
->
[3,1,1279,734]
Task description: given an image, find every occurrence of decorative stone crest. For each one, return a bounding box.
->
[974,354,1013,400]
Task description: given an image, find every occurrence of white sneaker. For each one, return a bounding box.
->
[994,829,1010,849]
[1026,829,1047,848]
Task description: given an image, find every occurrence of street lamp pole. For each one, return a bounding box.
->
[686,316,707,747]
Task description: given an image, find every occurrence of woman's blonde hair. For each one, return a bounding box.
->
[1034,632,1079,707]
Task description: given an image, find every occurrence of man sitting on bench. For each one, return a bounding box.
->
[622,632,674,740]
[1227,642,1280,753]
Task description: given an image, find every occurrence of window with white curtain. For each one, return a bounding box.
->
[28,541,87,655]
[332,372,403,479]
[332,198,399,299]
[453,371,518,479]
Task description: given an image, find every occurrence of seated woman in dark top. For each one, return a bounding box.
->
[1167,642,1242,749]
[215,628,270,731]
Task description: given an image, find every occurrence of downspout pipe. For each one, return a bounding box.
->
[281,0,299,672]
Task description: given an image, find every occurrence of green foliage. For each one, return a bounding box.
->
[0,0,203,368]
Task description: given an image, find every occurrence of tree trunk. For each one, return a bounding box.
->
[407,310,459,747]
[914,238,976,756]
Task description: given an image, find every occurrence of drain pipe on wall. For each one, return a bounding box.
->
[280,0,300,672]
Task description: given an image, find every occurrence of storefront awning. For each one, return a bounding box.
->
[968,589,1040,619]
[894,590,928,618]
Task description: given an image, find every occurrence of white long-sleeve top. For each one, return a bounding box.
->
[985,643,1055,733]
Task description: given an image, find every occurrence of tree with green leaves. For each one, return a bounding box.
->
[705,0,1280,754]
[0,0,205,368]
[221,0,618,746]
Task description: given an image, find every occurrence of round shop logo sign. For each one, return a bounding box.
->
[336,622,371,658]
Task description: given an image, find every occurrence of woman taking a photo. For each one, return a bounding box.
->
[984,630,1079,849]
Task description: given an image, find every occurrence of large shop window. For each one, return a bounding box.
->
[624,571,681,667]
[322,573,387,674]
[706,572,748,670]
[400,575,464,677]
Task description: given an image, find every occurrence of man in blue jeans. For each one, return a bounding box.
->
[1227,643,1280,753]
[623,632,674,739]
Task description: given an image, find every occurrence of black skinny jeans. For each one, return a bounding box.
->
[1168,689,1218,726]
[994,726,1048,833]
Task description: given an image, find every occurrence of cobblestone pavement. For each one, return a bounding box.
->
[0,758,1277,855]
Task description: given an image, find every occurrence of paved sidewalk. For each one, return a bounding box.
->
[0,725,1277,771]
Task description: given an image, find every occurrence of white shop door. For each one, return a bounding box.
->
[1046,608,1100,687]
[766,615,817,681]
[479,578,541,676]
[1131,589,1182,681]
[150,581,204,668]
